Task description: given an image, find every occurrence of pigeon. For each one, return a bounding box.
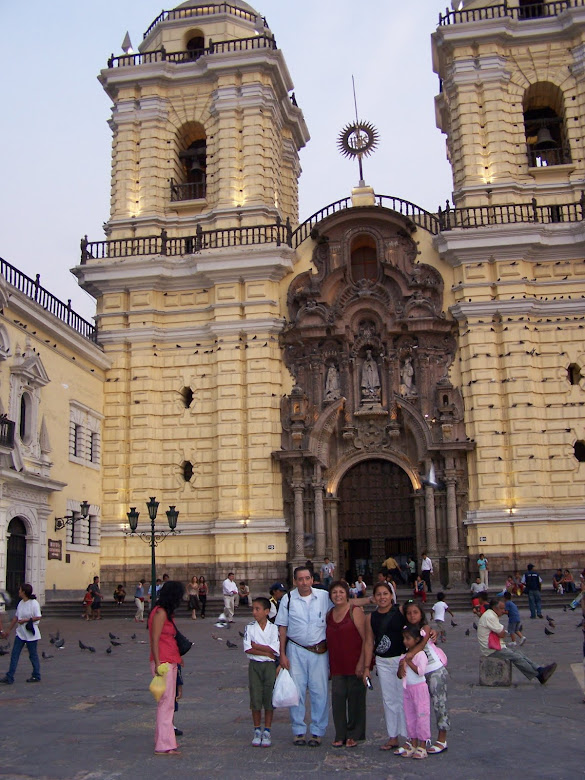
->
[547,619,556,629]
[211,634,224,642]
[79,640,88,650]
[451,620,458,627]
[472,622,478,630]
[109,632,119,640]
[106,647,112,654]
[42,651,53,659]
[110,640,123,646]
[88,646,96,653]
[544,627,554,636]
[239,631,245,638]
[577,619,584,628]
[465,629,470,636]
[217,614,227,623]
[563,605,567,612]
[54,638,65,649]
[226,640,238,649]
[214,622,227,629]
[49,631,60,645]
[0,644,11,656]
[131,634,137,640]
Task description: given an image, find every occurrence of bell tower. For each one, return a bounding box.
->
[433,0,585,207]
[100,0,308,239]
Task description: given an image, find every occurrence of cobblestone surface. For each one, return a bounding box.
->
[0,603,582,779]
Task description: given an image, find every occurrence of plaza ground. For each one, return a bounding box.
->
[0,601,582,780]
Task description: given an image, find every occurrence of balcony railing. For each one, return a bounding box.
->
[439,0,584,25]
[527,145,572,167]
[0,418,15,448]
[108,34,277,68]
[143,3,269,40]
[170,179,207,202]
[437,195,585,229]
[0,257,97,342]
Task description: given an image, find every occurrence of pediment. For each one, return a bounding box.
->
[10,351,50,387]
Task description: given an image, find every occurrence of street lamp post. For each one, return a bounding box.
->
[126,497,180,607]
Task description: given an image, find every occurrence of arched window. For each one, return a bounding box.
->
[171,122,207,202]
[350,235,378,282]
[523,82,571,167]
[185,30,205,61]
[19,392,32,443]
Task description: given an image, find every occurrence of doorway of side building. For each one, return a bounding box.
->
[337,459,416,586]
[6,517,27,603]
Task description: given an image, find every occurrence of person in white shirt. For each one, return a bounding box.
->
[477,598,556,685]
[320,558,335,589]
[0,584,42,684]
[431,592,454,643]
[222,572,239,622]
[243,596,280,747]
[420,553,433,594]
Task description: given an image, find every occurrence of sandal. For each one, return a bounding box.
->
[427,740,448,754]
[307,736,321,747]
[345,738,358,748]
[380,739,399,751]
[412,746,428,760]
[394,742,414,757]
[331,740,345,748]
[293,736,307,746]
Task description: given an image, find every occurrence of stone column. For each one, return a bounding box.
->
[329,497,340,570]
[446,475,459,553]
[424,483,438,556]
[292,482,305,560]
[313,469,326,560]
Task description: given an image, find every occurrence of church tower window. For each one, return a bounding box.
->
[350,235,378,282]
[185,32,205,61]
[523,82,570,168]
[171,122,207,202]
[518,0,545,20]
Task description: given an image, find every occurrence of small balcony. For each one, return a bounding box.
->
[170,179,206,202]
[0,418,15,448]
[527,145,572,167]
[439,0,578,25]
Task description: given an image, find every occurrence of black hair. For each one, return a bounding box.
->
[252,597,271,611]
[402,625,422,643]
[294,566,312,580]
[228,572,234,577]
[478,591,489,601]
[373,581,394,598]
[328,580,349,599]
[404,600,427,628]
[117,584,124,589]
[504,592,512,600]
[489,597,503,609]
[437,591,445,601]
[20,583,36,600]
[157,580,185,616]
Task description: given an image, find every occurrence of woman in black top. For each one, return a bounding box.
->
[362,582,407,751]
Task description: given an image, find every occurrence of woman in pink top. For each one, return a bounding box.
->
[148,580,185,755]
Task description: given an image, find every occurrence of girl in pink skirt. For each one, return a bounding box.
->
[397,627,431,759]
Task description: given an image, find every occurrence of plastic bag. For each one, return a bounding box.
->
[149,662,170,701]
[271,668,300,708]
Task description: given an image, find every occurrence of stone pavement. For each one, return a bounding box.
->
[0,602,582,780]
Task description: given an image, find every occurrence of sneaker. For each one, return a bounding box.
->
[537,614,543,619]
[519,636,527,646]
[261,729,271,748]
[507,641,517,648]
[174,727,183,736]
[26,677,40,683]
[0,677,13,685]
[252,729,262,747]
[537,662,557,685]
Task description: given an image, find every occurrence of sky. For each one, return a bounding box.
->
[0,0,453,320]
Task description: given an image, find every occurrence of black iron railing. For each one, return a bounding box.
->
[527,145,572,167]
[0,257,97,342]
[108,34,276,68]
[143,3,268,39]
[170,179,207,202]
[439,0,584,25]
[0,418,15,448]
[291,194,441,245]
[437,195,585,229]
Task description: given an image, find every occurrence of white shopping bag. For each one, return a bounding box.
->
[271,667,300,708]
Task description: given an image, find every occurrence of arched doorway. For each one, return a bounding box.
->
[6,518,27,602]
[337,459,416,583]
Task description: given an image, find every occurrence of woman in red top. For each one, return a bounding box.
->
[148,580,185,755]
[326,580,367,747]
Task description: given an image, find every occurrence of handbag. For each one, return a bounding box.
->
[172,621,193,655]
[488,630,501,650]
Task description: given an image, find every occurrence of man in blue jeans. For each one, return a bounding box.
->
[521,564,543,619]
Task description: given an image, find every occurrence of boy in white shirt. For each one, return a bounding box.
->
[431,592,454,643]
[243,596,280,747]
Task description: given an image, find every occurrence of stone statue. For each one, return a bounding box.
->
[400,356,416,395]
[324,365,340,401]
[361,350,381,400]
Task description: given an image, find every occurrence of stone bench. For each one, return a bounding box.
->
[479,655,512,687]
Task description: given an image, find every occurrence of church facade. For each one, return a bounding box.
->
[3,0,585,601]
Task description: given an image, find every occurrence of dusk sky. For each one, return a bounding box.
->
[1,1,453,319]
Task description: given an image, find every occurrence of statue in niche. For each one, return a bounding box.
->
[324,365,341,401]
[400,356,416,396]
[361,349,381,401]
